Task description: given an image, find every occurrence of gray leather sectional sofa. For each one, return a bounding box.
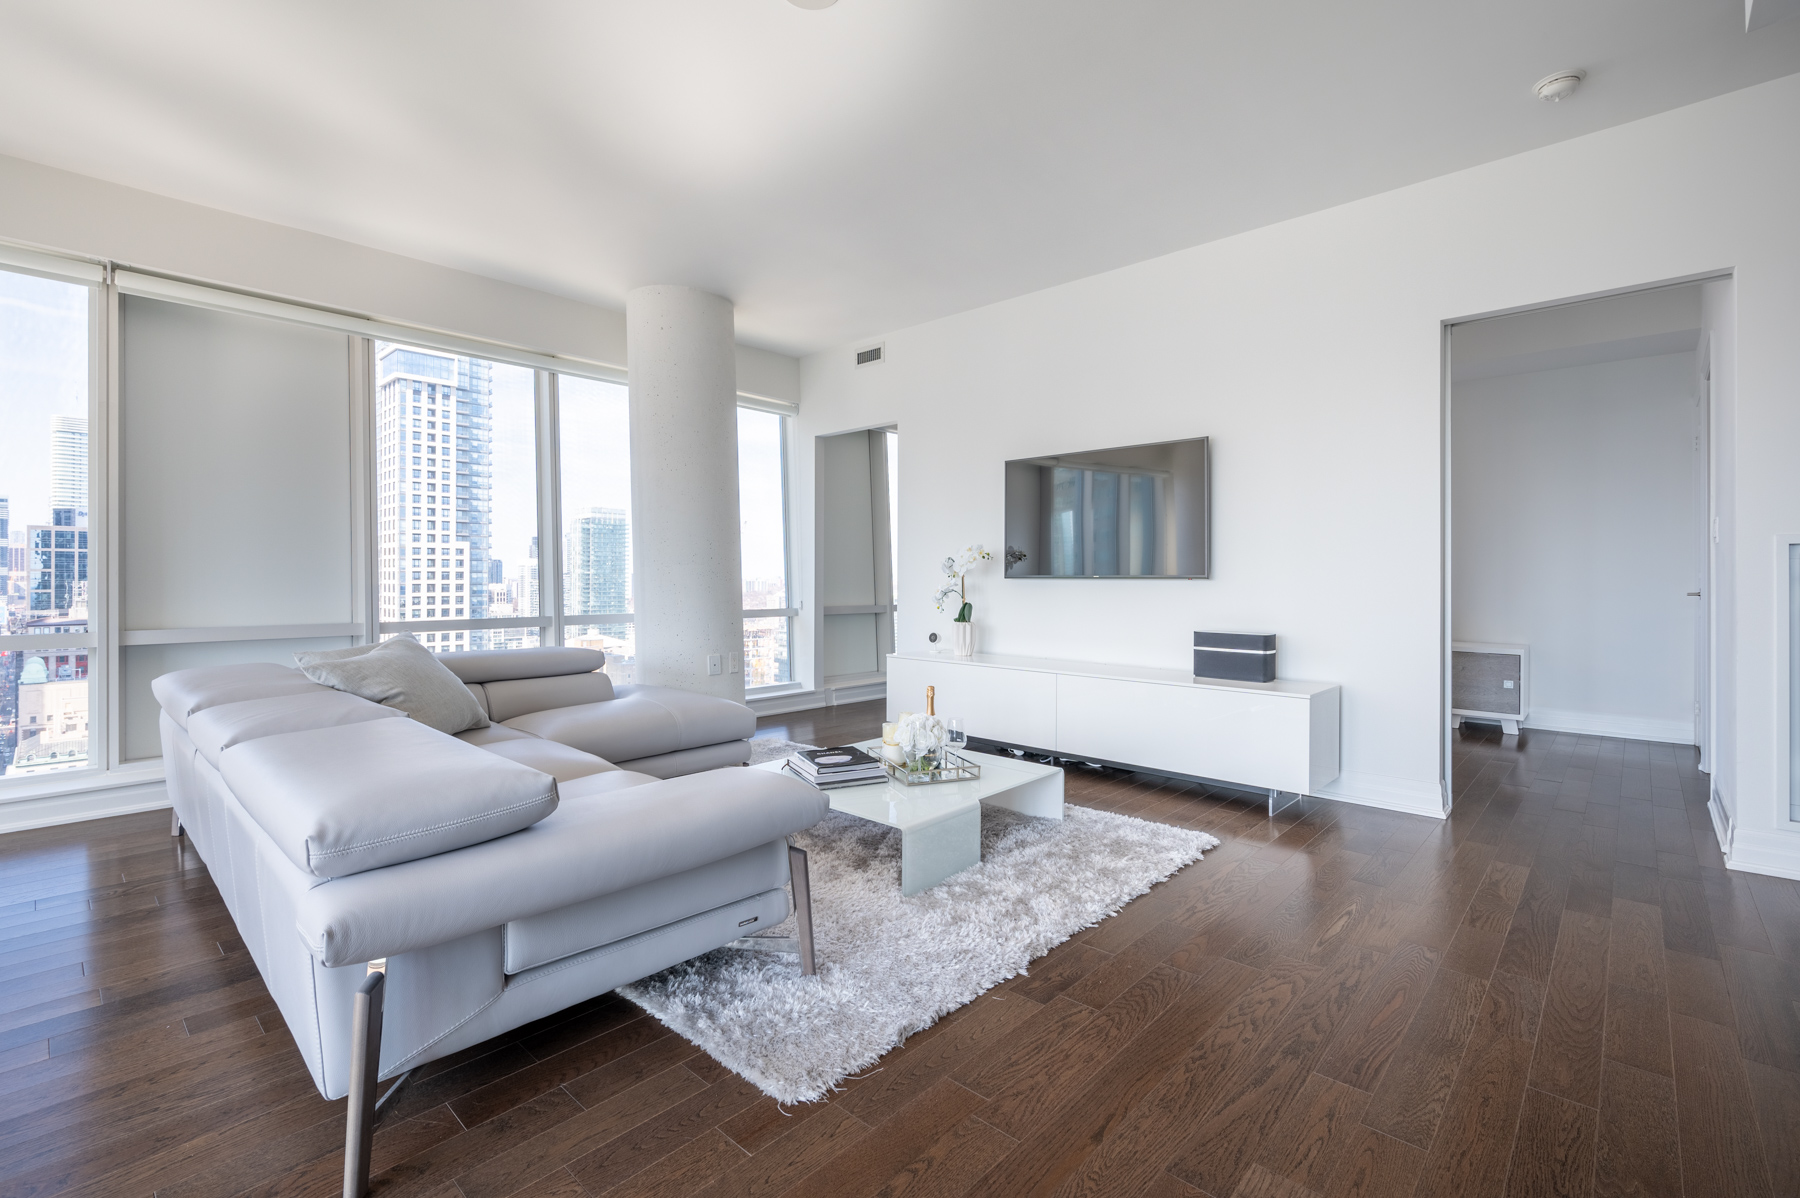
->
[154,645,826,1128]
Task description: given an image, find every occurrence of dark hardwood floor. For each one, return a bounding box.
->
[2,702,1797,1196]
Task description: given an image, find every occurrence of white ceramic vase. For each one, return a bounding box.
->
[953,620,975,657]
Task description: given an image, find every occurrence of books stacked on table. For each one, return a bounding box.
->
[782,746,889,790]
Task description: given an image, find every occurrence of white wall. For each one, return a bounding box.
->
[0,151,799,401]
[1454,352,1699,743]
[795,72,1800,865]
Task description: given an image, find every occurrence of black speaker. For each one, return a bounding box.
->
[1193,632,1277,683]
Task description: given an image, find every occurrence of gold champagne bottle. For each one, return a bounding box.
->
[926,686,935,716]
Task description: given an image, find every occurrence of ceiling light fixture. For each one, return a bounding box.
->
[788,0,837,7]
[1533,70,1585,102]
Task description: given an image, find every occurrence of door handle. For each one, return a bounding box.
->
[1687,592,1702,597]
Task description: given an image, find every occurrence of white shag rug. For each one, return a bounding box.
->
[618,772,1220,1103]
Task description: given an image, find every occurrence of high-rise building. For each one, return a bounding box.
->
[49,416,87,519]
[566,506,630,630]
[26,509,86,619]
[373,346,492,652]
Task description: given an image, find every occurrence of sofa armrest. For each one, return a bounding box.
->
[292,767,827,967]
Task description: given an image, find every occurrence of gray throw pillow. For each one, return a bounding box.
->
[294,640,387,669]
[297,636,489,735]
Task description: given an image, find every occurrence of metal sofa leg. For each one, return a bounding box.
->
[343,967,385,1198]
[789,845,816,977]
[170,808,182,837]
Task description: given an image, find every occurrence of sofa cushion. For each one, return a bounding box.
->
[439,646,606,685]
[454,723,536,747]
[290,766,824,966]
[298,636,489,735]
[482,673,616,723]
[503,684,754,762]
[152,662,326,730]
[476,737,618,783]
[187,690,404,770]
[612,739,753,778]
[221,717,558,879]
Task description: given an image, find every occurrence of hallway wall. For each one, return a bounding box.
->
[1454,351,1700,743]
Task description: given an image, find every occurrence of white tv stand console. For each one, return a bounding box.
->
[886,651,1340,817]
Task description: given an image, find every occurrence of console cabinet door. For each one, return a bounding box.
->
[1054,674,1314,794]
[885,657,1057,751]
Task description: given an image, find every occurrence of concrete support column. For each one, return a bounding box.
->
[626,285,744,701]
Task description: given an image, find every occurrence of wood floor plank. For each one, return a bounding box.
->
[690,1102,870,1198]
[455,1064,705,1198]
[1741,1059,1800,1198]
[1360,967,1490,1149]
[866,1112,1014,1198]
[1718,947,1800,1074]
[1250,1072,1372,1194]
[1317,1126,1424,1198]
[1528,911,1609,1107]
[1603,983,1671,1078]
[1407,981,1535,1198]
[1316,941,1439,1093]
[970,955,1270,1198]
[1166,950,1386,1196]
[971,964,1194,1140]
[1669,1013,1775,1198]
[1593,1060,1680,1198]
[1503,1087,1596,1198]
[779,1077,986,1198]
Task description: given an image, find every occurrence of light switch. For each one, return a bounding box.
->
[707,654,723,676]
[729,652,742,675]
[1503,680,1514,689]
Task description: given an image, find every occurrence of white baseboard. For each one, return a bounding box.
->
[1316,771,1447,819]
[1524,708,1694,745]
[0,778,169,834]
[1707,789,1734,857]
[748,681,887,717]
[1725,826,1800,881]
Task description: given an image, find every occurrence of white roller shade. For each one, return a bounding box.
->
[121,296,355,629]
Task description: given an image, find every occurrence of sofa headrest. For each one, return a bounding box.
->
[151,662,326,730]
[438,647,606,685]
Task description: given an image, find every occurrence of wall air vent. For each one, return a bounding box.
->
[855,344,884,367]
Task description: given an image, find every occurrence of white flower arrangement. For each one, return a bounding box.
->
[932,544,993,622]
[895,711,945,770]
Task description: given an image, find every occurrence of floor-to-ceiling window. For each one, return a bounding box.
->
[560,375,634,681]
[375,343,542,654]
[738,407,793,688]
[0,266,94,779]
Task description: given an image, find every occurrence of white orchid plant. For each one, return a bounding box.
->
[932,544,993,623]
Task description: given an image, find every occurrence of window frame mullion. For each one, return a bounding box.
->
[536,370,563,646]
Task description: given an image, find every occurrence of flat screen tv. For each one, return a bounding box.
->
[1003,436,1209,579]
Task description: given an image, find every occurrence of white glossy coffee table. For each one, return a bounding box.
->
[754,740,1064,895]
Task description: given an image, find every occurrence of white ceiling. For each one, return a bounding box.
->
[1,1,1796,357]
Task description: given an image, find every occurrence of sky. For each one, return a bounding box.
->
[0,269,88,535]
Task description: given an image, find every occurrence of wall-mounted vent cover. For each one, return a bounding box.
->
[855,344,884,367]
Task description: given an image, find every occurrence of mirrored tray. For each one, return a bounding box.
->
[883,748,983,787]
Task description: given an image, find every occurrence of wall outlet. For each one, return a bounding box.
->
[707,654,723,676]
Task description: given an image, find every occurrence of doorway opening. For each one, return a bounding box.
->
[1444,277,1732,806]
[816,425,899,701]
